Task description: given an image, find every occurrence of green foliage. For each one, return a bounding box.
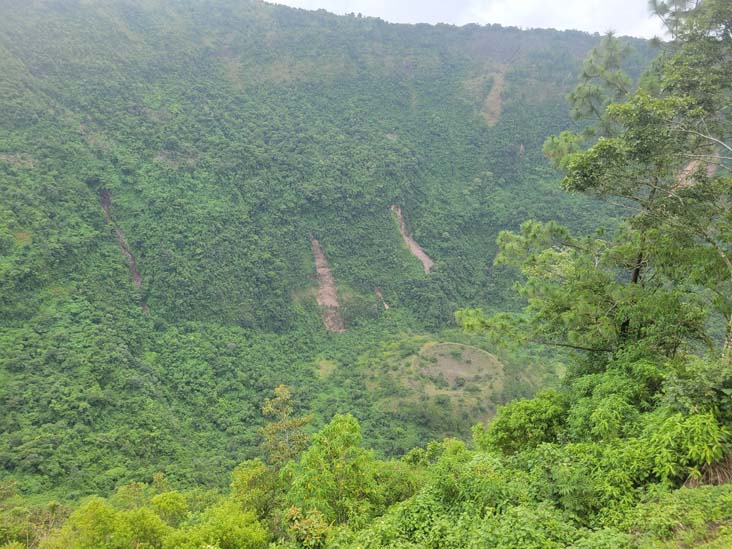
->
[162,501,268,549]
[149,491,188,528]
[285,507,330,549]
[5,1,732,548]
[21,412,732,548]
[285,414,377,527]
[230,459,272,519]
[649,411,730,482]
[473,390,567,453]
[0,0,642,500]
[260,385,313,469]
[620,485,732,546]
[567,33,632,127]
[41,497,171,549]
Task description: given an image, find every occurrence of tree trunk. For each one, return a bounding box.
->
[619,251,644,341]
[630,251,643,284]
[724,313,732,361]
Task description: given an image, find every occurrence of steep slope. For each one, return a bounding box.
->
[0,0,655,496]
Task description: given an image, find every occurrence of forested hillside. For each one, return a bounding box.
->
[0,0,651,329]
[6,0,732,547]
[0,0,655,500]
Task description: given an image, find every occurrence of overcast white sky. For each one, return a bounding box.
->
[272,0,666,38]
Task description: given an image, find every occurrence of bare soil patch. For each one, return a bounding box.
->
[676,157,720,189]
[310,237,345,332]
[391,205,434,274]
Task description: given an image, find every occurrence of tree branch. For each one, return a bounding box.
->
[528,339,614,353]
[674,128,732,153]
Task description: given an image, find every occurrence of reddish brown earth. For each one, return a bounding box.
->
[677,157,720,188]
[310,237,345,332]
[391,205,434,274]
[100,190,147,311]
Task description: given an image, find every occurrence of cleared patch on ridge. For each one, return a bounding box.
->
[409,342,504,400]
[13,231,32,246]
[365,338,506,433]
[463,65,507,127]
[216,42,245,90]
[310,237,345,332]
[317,359,337,380]
[391,205,434,274]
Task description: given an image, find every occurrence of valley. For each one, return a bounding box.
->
[0,0,649,497]
[4,0,732,546]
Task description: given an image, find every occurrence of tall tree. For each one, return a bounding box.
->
[259,385,313,469]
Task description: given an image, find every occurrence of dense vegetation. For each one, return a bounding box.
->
[3,0,732,546]
[0,0,648,499]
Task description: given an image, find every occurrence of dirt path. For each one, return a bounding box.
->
[100,190,147,311]
[310,237,345,332]
[391,205,434,274]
